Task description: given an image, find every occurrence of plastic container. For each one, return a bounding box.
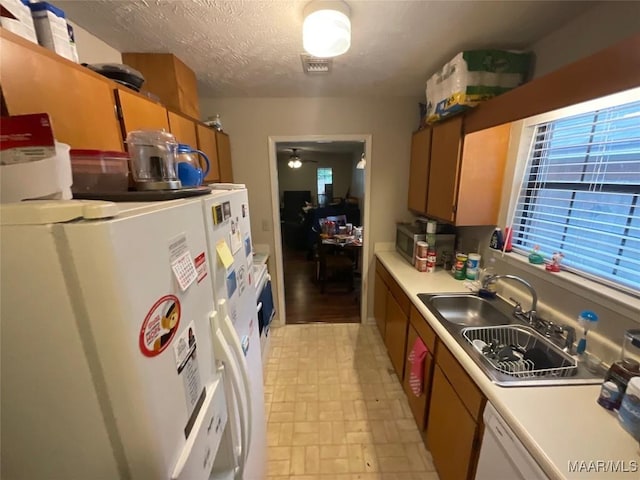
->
[619,377,640,441]
[125,130,180,190]
[466,253,481,279]
[70,150,129,193]
[601,359,640,410]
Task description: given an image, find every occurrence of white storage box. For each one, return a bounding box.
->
[1,141,73,202]
[28,1,75,62]
[0,0,37,43]
[425,49,532,123]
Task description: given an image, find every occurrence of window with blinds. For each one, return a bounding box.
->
[511,98,640,295]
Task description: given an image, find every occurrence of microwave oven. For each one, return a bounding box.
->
[395,223,455,266]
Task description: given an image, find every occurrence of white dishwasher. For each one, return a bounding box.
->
[475,403,549,480]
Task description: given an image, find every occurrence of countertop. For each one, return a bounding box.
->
[376,251,640,480]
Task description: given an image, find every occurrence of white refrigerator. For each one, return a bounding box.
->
[0,192,266,480]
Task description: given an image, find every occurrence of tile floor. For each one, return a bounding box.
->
[264,323,440,480]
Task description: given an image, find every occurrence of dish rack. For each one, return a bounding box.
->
[462,325,577,379]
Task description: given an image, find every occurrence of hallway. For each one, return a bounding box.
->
[283,245,360,324]
[264,323,439,479]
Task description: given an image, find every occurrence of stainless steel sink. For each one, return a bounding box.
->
[418,293,604,386]
[427,294,512,326]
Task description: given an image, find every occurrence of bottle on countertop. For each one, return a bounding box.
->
[619,376,640,441]
[426,220,437,249]
[489,228,504,250]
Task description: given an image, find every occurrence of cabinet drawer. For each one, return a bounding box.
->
[375,258,392,286]
[402,323,434,431]
[387,277,410,316]
[409,305,436,352]
[436,344,485,421]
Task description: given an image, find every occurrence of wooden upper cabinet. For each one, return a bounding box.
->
[426,116,464,223]
[196,123,221,183]
[216,131,234,183]
[116,87,169,138]
[121,52,200,118]
[456,123,511,226]
[0,29,123,151]
[407,128,432,214]
[167,110,198,147]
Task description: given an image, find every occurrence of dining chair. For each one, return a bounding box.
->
[315,233,355,293]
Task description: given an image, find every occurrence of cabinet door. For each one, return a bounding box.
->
[0,29,123,151]
[374,271,387,338]
[427,365,479,480]
[384,291,409,380]
[216,131,233,183]
[402,323,434,431]
[196,124,221,183]
[167,110,198,147]
[407,128,432,214]
[116,88,169,136]
[426,116,463,223]
[455,123,511,226]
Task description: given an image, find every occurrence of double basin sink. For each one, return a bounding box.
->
[419,293,604,387]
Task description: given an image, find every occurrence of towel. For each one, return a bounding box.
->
[407,337,428,396]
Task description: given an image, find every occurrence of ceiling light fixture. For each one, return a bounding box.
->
[288,149,303,169]
[303,0,351,58]
[356,152,366,169]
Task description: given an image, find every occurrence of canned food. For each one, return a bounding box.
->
[454,253,467,280]
[416,241,429,258]
[415,256,427,272]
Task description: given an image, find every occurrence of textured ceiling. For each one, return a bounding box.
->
[276,140,364,159]
[56,0,598,98]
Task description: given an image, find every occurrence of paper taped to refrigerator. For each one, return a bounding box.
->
[215,239,234,269]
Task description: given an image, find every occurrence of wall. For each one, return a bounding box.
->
[199,97,420,322]
[350,153,365,202]
[68,20,122,64]
[530,2,640,78]
[277,152,355,205]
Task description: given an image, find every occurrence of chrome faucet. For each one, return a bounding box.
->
[481,274,538,324]
[534,318,576,354]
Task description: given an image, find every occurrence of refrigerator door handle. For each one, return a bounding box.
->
[210,311,249,478]
[222,309,253,458]
[257,302,263,313]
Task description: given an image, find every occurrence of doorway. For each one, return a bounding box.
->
[268,135,372,326]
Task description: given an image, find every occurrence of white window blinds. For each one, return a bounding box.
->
[511,99,640,295]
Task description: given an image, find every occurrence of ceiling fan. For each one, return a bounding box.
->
[287,148,317,169]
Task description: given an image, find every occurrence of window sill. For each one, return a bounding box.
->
[487,250,640,322]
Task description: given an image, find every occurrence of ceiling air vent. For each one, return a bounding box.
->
[300,54,332,74]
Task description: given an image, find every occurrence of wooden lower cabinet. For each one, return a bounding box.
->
[427,365,480,480]
[384,291,409,380]
[402,323,434,430]
[374,270,387,337]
